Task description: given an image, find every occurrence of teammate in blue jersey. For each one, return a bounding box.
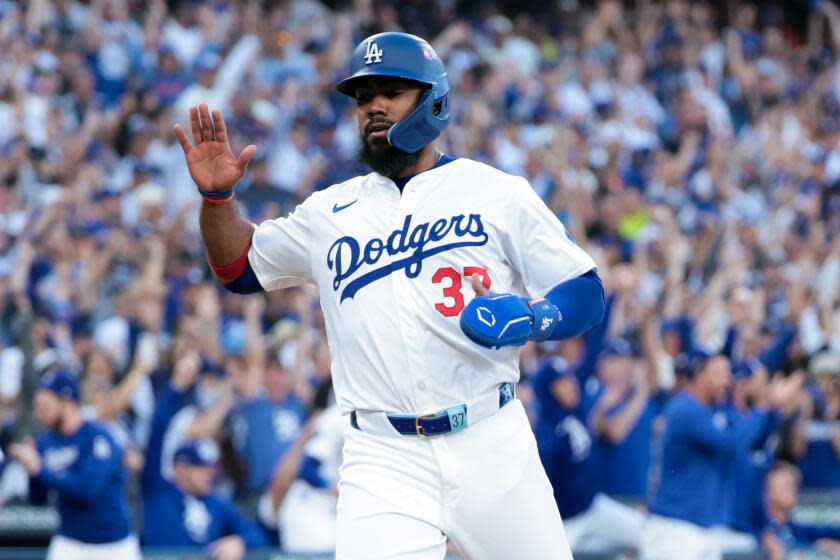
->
[790,351,840,489]
[141,354,267,559]
[9,371,141,560]
[641,353,801,560]
[590,338,654,499]
[533,343,644,553]
[533,356,600,520]
[532,295,615,515]
[718,359,793,554]
[762,462,840,559]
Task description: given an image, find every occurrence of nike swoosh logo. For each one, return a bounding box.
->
[332,199,358,213]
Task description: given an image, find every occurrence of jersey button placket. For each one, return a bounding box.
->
[398,182,436,411]
[391,181,424,410]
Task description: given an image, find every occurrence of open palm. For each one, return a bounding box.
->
[174,104,257,193]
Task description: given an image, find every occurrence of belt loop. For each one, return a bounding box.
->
[499,382,515,408]
[350,411,360,430]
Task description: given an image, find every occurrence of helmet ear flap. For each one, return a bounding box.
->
[387,88,444,153]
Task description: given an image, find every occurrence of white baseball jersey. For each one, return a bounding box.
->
[249,157,595,414]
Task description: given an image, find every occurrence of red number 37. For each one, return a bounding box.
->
[431,266,491,317]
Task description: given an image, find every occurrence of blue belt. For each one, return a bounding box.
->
[350,382,515,437]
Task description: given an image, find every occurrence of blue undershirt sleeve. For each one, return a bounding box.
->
[223,261,264,295]
[543,269,605,341]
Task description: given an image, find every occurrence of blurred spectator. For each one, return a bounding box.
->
[141,352,266,557]
[762,462,840,559]
[789,350,840,489]
[229,296,307,495]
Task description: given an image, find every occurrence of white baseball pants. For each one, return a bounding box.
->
[563,493,645,552]
[335,399,573,559]
[640,514,720,560]
[46,534,142,560]
[280,480,339,554]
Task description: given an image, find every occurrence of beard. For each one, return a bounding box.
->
[358,135,420,178]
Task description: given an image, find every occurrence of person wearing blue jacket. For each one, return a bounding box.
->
[533,294,644,554]
[641,352,800,560]
[9,370,141,560]
[141,353,267,559]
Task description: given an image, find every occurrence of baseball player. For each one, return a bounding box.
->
[174,32,605,559]
[533,302,645,553]
[717,360,782,554]
[762,462,840,557]
[8,371,141,560]
[641,353,800,560]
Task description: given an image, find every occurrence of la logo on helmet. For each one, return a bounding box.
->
[364,40,383,64]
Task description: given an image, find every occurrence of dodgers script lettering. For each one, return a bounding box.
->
[327,213,489,301]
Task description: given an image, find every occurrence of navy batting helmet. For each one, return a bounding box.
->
[336,32,450,154]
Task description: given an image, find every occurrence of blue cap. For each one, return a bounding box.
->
[676,349,712,379]
[599,338,637,360]
[173,440,218,467]
[194,51,221,72]
[39,370,80,401]
[336,32,450,153]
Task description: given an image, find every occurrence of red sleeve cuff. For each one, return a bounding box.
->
[209,231,255,284]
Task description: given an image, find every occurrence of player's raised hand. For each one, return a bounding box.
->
[173,104,257,193]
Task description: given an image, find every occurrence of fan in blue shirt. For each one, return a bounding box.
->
[230,358,307,494]
[9,371,141,560]
[141,354,267,558]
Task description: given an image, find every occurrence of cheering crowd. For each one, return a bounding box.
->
[0,0,840,558]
